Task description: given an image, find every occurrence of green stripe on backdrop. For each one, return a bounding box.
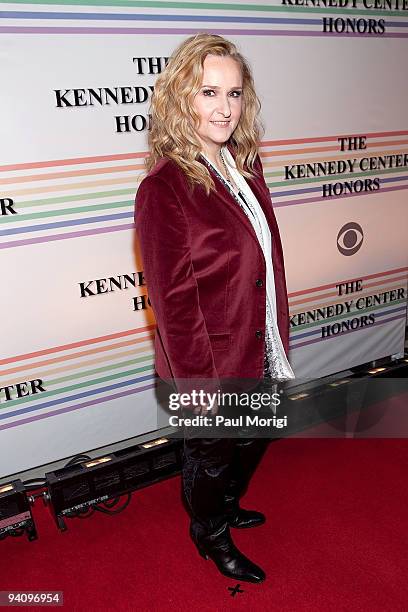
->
[16,189,136,209]
[1,0,406,18]
[0,362,155,408]
[0,200,133,223]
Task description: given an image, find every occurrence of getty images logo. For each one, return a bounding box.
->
[337,222,364,256]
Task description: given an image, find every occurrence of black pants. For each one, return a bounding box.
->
[181,390,271,539]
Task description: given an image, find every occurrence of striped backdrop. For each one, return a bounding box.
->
[1,1,407,475]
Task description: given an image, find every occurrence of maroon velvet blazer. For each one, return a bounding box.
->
[134,145,290,394]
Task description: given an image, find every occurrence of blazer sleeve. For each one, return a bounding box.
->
[135,174,221,397]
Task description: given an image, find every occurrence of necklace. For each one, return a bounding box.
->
[219,149,258,222]
[219,148,238,193]
[199,148,255,221]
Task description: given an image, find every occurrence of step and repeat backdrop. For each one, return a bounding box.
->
[1,0,407,476]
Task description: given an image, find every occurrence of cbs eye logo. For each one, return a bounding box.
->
[337,222,364,256]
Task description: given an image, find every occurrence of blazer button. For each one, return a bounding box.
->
[255,330,263,339]
[255,279,263,287]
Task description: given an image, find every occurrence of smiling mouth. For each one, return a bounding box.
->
[210,121,231,127]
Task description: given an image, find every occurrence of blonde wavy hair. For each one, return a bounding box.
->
[143,33,264,195]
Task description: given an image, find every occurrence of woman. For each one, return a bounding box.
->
[135,33,295,584]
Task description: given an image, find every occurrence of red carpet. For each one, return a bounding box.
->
[1,434,407,611]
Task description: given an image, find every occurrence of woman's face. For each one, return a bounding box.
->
[192,54,243,156]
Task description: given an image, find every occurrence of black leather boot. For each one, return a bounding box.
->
[224,437,269,528]
[190,522,266,583]
[182,436,266,583]
[225,494,266,529]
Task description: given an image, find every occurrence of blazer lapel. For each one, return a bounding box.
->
[228,144,282,244]
[197,147,268,261]
[245,161,279,237]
